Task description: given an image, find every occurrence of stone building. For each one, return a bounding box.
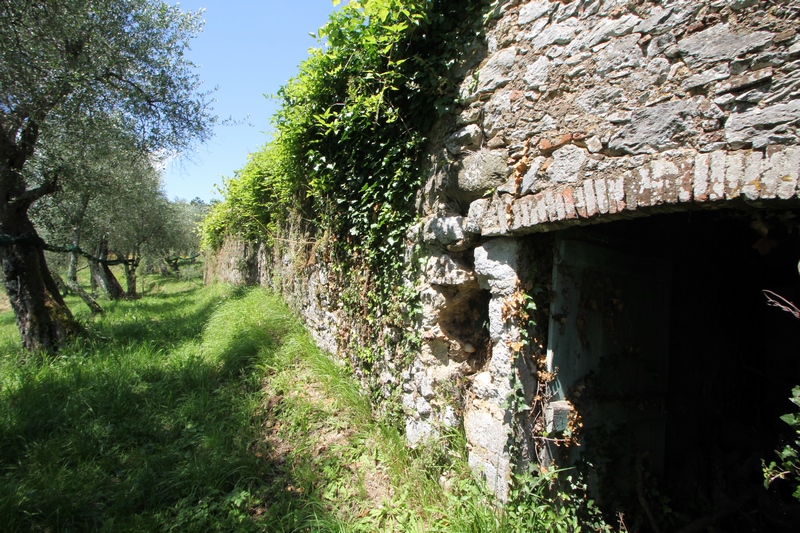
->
[208,0,800,527]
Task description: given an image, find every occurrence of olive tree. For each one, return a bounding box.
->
[30,115,150,310]
[0,0,213,350]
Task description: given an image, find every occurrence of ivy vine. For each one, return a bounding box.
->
[202,0,493,389]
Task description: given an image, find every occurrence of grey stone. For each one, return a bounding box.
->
[545,44,564,59]
[567,65,586,78]
[715,67,773,95]
[607,111,633,124]
[523,56,552,90]
[425,253,476,286]
[753,52,789,70]
[530,20,578,51]
[518,17,550,46]
[465,407,508,454]
[442,406,459,428]
[565,14,640,55]
[472,372,495,400]
[645,58,671,85]
[453,150,510,201]
[681,64,731,91]
[574,86,625,115]
[725,100,800,149]
[520,156,546,195]
[458,72,481,105]
[458,104,482,126]
[406,418,433,447]
[445,124,483,155]
[678,24,774,69]
[715,93,736,106]
[735,88,768,104]
[466,199,490,234]
[647,32,677,57]
[420,286,447,313]
[664,2,705,30]
[477,48,517,93]
[546,144,588,183]
[595,34,644,76]
[663,43,680,59]
[728,0,758,11]
[555,1,579,22]
[496,174,518,195]
[532,113,558,133]
[482,91,513,139]
[423,216,469,245]
[402,392,416,411]
[415,396,432,416]
[566,51,592,66]
[698,97,725,119]
[474,238,519,296]
[633,7,674,36]
[518,0,554,26]
[608,98,700,154]
[596,0,627,16]
[466,408,511,501]
[586,136,604,154]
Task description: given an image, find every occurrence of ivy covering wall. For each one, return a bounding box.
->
[202,0,492,396]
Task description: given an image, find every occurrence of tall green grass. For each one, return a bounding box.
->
[0,281,282,531]
[0,276,600,532]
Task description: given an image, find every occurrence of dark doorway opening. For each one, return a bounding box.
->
[549,208,800,531]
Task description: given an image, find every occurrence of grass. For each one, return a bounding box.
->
[0,272,598,532]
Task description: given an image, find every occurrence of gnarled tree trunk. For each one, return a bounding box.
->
[91,237,125,300]
[0,215,80,351]
[1,132,80,351]
[123,255,139,298]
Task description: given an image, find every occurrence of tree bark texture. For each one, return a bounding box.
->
[91,238,125,300]
[54,272,103,315]
[123,259,138,298]
[0,221,80,351]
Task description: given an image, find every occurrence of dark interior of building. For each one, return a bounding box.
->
[556,208,800,531]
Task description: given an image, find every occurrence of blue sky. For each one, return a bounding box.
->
[163,1,338,202]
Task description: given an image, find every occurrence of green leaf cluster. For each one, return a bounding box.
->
[200,146,289,250]
[203,0,489,254]
[764,385,800,500]
[202,0,491,388]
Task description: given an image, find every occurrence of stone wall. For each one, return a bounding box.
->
[208,0,800,504]
[413,0,800,501]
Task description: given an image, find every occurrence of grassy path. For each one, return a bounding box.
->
[0,279,456,531]
[0,277,590,532]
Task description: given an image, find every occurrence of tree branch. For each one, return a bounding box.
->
[10,177,58,211]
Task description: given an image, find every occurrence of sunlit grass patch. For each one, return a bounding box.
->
[0,276,588,532]
[0,281,281,531]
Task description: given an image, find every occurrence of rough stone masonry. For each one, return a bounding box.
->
[412,0,800,500]
[207,0,800,502]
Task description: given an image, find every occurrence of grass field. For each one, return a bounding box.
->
[0,272,592,532]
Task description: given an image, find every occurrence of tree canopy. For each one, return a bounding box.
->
[0,0,215,350]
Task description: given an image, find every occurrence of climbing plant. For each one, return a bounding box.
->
[203,0,493,383]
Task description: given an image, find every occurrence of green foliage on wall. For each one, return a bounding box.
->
[201,0,492,384]
[202,0,489,256]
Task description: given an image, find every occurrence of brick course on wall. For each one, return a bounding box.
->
[465,146,800,237]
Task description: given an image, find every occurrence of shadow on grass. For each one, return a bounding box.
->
[0,284,341,532]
